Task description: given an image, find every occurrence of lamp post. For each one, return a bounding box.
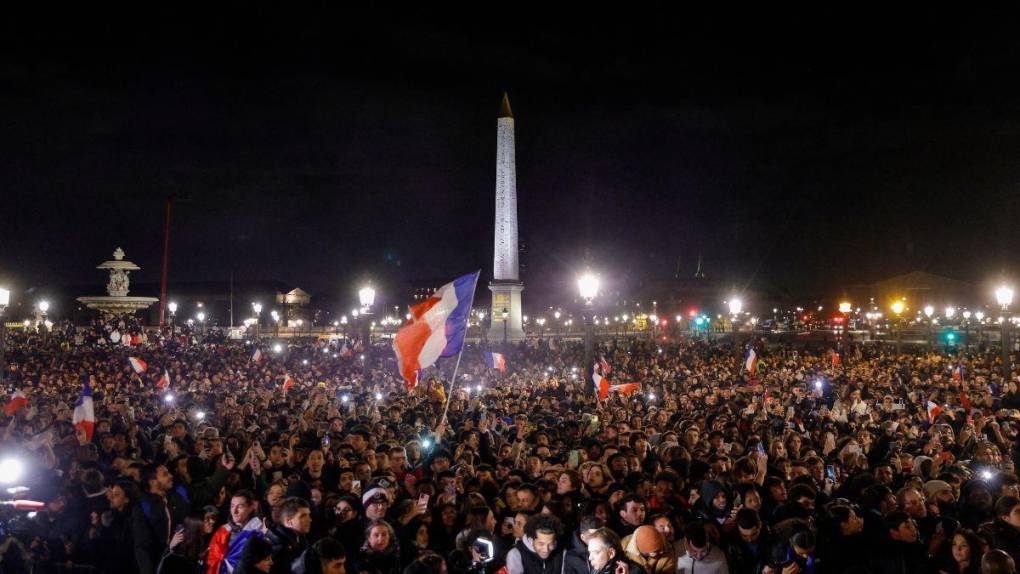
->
[578,273,599,375]
[501,308,509,347]
[270,310,280,337]
[924,305,935,347]
[728,297,743,344]
[536,317,546,339]
[997,285,1014,378]
[168,301,178,338]
[359,285,375,383]
[838,301,852,352]
[197,311,206,337]
[252,302,262,339]
[963,310,972,349]
[891,300,905,355]
[0,288,8,386]
[37,300,50,343]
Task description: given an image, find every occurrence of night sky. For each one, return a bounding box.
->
[2,7,1019,307]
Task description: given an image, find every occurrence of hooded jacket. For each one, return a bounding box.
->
[676,543,729,574]
[505,534,565,574]
[622,531,676,574]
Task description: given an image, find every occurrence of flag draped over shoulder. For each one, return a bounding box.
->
[393,271,479,391]
[589,356,640,400]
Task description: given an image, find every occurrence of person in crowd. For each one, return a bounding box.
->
[266,497,313,574]
[676,521,728,574]
[505,513,564,574]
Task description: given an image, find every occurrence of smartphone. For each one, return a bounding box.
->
[418,493,430,508]
[322,434,330,448]
[568,450,580,468]
[756,442,766,456]
[445,483,457,499]
[352,479,361,492]
[826,465,835,481]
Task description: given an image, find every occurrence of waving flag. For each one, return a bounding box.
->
[952,364,965,382]
[282,375,296,394]
[483,351,507,372]
[4,390,28,417]
[73,378,95,441]
[744,346,759,374]
[599,355,611,376]
[393,271,480,391]
[156,369,171,390]
[128,357,148,374]
[927,401,943,422]
[251,348,263,364]
[831,352,840,367]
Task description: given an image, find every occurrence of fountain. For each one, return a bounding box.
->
[76,248,159,316]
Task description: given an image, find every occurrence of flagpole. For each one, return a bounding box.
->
[438,271,481,438]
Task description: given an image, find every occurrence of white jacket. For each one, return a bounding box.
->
[675,544,729,574]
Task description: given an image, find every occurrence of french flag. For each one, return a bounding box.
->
[393,271,479,391]
[927,401,943,422]
[282,375,296,394]
[599,355,611,376]
[156,369,171,390]
[128,357,148,374]
[831,352,840,367]
[744,346,759,374]
[483,351,507,372]
[952,364,965,382]
[4,390,28,417]
[251,348,263,364]
[73,377,95,441]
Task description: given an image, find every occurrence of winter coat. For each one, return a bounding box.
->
[622,530,676,574]
[505,535,565,574]
[676,544,729,574]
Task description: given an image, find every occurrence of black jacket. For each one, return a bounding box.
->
[867,539,926,574]
[980,520,1020,567]
[264,523,309,574]
[132,489,191,574]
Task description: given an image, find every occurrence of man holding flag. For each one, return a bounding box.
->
[483,350,507,372]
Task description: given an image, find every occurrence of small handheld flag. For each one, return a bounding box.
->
[156,369,171,390]
[831,352,840,367]
[483,351,507,372]
[73,377,95,441]
[282,375,296,394]
[4,390,28,417]
[251,348,263,364]
[744,346,759,375]
[927,401,943,422]
[128,357,148,374]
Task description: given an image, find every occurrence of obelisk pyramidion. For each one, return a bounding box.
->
[488,93,526,343]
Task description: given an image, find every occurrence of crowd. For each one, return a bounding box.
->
[2,318,1020,574]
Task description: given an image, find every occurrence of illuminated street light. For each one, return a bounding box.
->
[890,301,904,315]
[945,306,956,319]
[924,305,934,318]
[37,300,49,314]
[168,301,178,315]
[997,284,1015,377]
[728,298,743,315]
[838,302,852,314]
[578,272,599,382]
[577,273,599,302]
[359,285,376,309]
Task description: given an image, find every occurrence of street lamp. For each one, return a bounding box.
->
[838,301,852,352]
[197,311,206,336]
[252,302,262,339]
[924,305,935,347]
[359,285,375,382]
[270,310,280,337]
[168,301,178,337]
[536,317,546,339]
[578,272,599,376]
[997,285,1014,377]
[501,308,509,345]
[0,288,8,386]
[890,300,905,355]
[37,300,50,342]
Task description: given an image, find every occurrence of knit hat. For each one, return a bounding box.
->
[924,480,953,499]
[634,525,666,554]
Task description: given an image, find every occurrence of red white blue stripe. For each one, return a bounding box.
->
[73,377,95,441]
[483,351,507,372]
[394,271,479,390]
[744,346,759,374]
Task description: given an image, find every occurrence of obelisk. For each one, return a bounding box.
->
[488,93,526,343]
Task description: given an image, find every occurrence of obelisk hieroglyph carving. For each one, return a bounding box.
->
[488,93,526,343]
